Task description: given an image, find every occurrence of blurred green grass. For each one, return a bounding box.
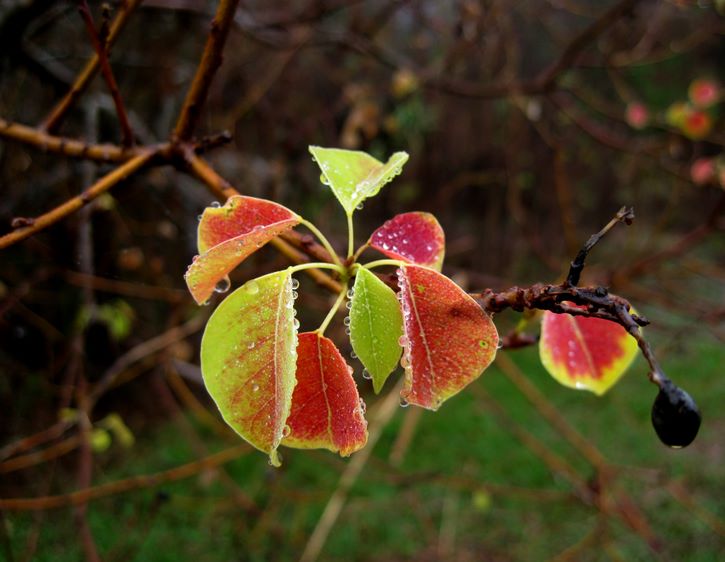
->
[6,336,723,562]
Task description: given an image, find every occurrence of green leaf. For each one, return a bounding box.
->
[309,146,409,214]
[349,267,404,393]
[200,269,298,466]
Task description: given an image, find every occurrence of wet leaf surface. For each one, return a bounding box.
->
[349,267,403,393]
[283,332,368,456]
[200,270,297,466]
[309,146,409,214]
[369,212,445,271]
[397,265,498,410]
[185,196,299,304]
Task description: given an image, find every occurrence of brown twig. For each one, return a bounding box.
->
[42,0,144,133]
[0,150,156,250]
[172,0,241,141]
[0,445,249,511]
[77,0,134,147]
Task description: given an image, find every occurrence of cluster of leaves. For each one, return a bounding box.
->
[185,147,643,466]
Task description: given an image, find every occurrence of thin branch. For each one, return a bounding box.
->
[77,0,134,147]
[42,0,144,133]
[172,0,241,141]
[0,445,249,511]
[0,150,156,250]
[0,118,137,163]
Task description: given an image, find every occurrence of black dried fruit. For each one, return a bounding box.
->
[651,382,701,448]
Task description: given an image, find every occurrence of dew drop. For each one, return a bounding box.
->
[398,335,408,347]
[210,201,221,208]
[214,275,231,293]
[343,316,351,326]
[197,214,203,221]
[346,289,355,299]
[344,327,351,335]
[359,399,367,414]
[245,281,259,295]
[362,369,372,380]
[345,301,353,310]
[350,350,357,359]
[291,278,300,290]
[252,384,260,392]
[292,291,299,300]
[282,424,292,438]
[356,202,364,210]
[293,318,300,330]
[399,397,409,408]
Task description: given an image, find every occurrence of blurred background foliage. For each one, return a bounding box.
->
[0,0,723,560]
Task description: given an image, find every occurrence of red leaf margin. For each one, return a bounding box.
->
[185,196,300,304]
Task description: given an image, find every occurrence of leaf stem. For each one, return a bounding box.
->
[347,212,355,259]
[287,262,346,276]
[351,242,369,263]
[316,288,348,336]
[362,258,405,270]
[300,219,343,267]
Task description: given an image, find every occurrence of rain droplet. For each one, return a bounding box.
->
[210,201,221,208]
[398,335,408,347]
[245,281,259,295]
[362,369,372,380]
[346,289,355,299]
[214,275,231,293]
[350,350,357,359]
[293,318,300,330]
[356,202,364,210]
[399,397,409,408]
[282,425,292,438]
[292,291,299,300]
[291,278,300,290]
[345,301,353,310]
[344,327,351,335]
[343,316,351,326]
[359,399,366,414]
[197,214,203,221]
[252,384,260,392]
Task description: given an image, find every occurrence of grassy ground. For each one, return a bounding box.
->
[5,336,724,562]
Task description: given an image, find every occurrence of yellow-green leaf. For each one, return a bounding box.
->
[200,269,298,466]
[309,146,409,214]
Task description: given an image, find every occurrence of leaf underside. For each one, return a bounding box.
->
[397,265,499,410]
[369,212,445,271]
[283,332,368,456]
[539,308,638,395]
[349,267,404,393]
[200,270,297,466]
[185,196,300,304]
[309,146,409,214]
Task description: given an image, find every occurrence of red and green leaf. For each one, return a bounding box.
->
[185,196,300,304]
[283,332,368,456]
[539,307,638,395]
[200,270,298,466]
[369,212,445,271]
[397,265,499,410]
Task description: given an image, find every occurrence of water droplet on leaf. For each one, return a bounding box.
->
[214,275,231,293]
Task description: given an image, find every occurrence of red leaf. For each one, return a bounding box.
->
[369,212,445,270]
[397,265,498,410]
[283,332,368,456]
[185,196,300,304]
[539,307,638,395]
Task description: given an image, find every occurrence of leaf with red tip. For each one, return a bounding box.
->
[397,265,498,410]
[283,332,368,456]
[369,212,445,271]
[185,196,300,304]
[200,270,298,466]
[539,308,638,396]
